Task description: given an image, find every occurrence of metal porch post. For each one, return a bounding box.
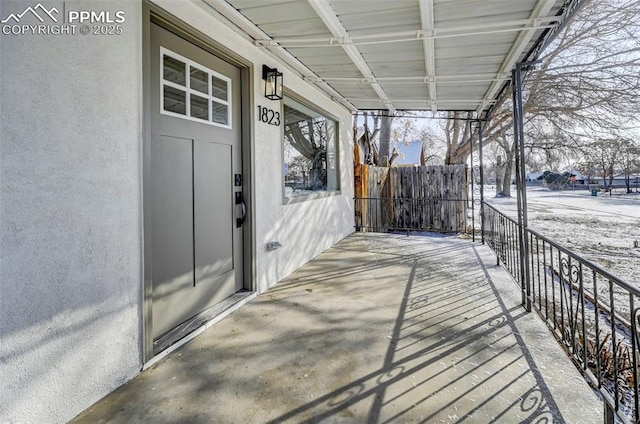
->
[478,119,485,244]
[512,63,531,312]
[469,120,475,242]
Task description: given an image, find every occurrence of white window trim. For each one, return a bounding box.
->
[282,95,341,204]
[160,47,232,129]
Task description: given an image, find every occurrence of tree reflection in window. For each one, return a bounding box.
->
[283,98,338,198]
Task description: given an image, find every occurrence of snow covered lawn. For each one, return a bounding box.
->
[486,187,640,420]
[486,187,640,286]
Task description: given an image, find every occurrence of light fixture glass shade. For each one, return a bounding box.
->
[262,65,283,100]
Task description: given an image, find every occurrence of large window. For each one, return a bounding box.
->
[283,97,338,199]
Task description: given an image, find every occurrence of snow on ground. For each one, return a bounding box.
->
[481,187,639,421]
[485,186,640,286]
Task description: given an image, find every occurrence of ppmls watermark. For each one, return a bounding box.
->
[1,2,126,36]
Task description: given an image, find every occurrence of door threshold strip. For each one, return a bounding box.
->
[144,290,256,370]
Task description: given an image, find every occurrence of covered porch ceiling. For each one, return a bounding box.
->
[204,0,582,115]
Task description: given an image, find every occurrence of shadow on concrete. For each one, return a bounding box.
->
[71,233,600,423]
[264,238,565,423]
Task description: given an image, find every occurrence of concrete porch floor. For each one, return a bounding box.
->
[72,233,601,423]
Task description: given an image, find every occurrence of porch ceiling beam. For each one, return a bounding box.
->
[306,0,395,113]
[303,74,511,84]
[201,0,358,112]
[419,0,437,113]
[476,0,557,114]
[307,79,510,86]
[344,98,496,105]
[254,18,559,48]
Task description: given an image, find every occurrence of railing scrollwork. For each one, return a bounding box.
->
[482,201,639,424]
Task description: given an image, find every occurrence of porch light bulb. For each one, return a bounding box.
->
[266,74,276,95]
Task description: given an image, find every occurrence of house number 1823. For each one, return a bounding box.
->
[257,105,281,126]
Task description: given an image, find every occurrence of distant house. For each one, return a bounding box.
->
[572,172,635,187]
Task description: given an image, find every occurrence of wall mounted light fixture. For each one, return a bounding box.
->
[262,65,283,100]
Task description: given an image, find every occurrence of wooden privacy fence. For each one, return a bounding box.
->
[354,164,468,233]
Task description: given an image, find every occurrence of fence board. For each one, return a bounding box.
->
[355,164,468,233]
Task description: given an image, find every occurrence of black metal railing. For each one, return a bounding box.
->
[354,197,468,234]
[483,201,640,423]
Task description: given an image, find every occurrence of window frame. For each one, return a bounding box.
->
[281,94,340,204]
[159,47,232,129]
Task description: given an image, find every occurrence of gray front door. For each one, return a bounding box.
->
[149,24,244,344]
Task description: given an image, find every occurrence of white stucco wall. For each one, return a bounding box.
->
[150,0,355,293]
[253,88,355,293]
[0,1,143,423]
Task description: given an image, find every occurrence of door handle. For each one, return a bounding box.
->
[240,197,247,223]
[235,192,246,228]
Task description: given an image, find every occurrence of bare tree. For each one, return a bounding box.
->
[579,138,622,190]
[421,128,446,165]
[495,132,516,196]
[579,137,640,191]
[446,0,640,196]
[355,112,445,167]
[354,110,398,166]
[620,140,640,192]
[526,0,640,137]
[284,105,334,189]
[443,112,473,164]
[354,111,380,165]
[378,110,394,165]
